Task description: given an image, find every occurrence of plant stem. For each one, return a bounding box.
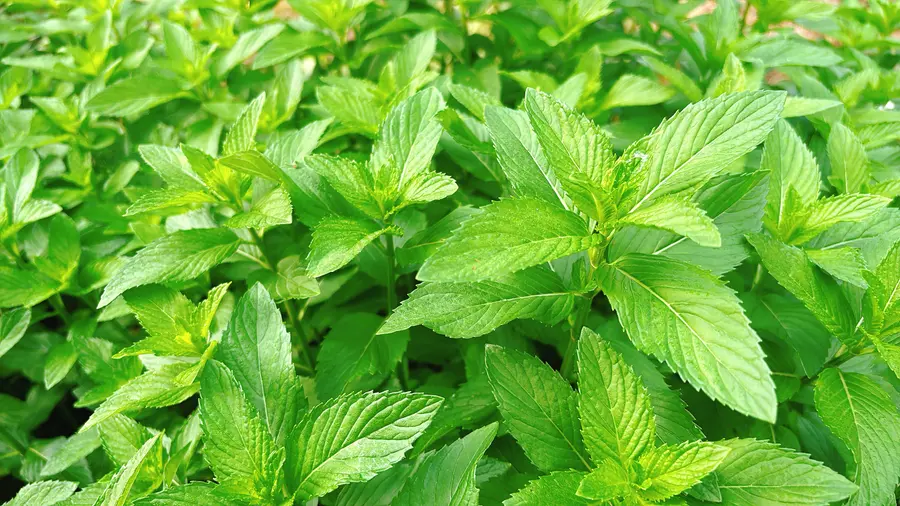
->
[561,294,594,379]
[50,293,71,325]
[385,234,410,390]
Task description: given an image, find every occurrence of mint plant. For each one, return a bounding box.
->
[1,0,900,505]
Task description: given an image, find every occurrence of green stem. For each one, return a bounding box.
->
[561,294,594,379]
[385,235,409,390]
[50,293,72,325]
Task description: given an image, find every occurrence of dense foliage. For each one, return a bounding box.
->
[1,0,900,504]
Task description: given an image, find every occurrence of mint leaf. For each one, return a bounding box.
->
[99,228,242,307]
[484,106,568,208]
[577,327,654,465]
[762,120,820,236]
[381,266,575,338]
[306,217,397,277]
[0,307,30,359]
[484,345,590,471]
[393,423,498,506]
[827,123,868,194]
[218,283,300,444]
[199,360,284,502]
[632,91,785,210]
[639,441,730,500]
[748,233,857,345]
[86,76,184,117]
[714,438,858,505]
[285,391,441,500]
[95,434,163,506]
[815,368,900,506]
[524,89,614,220]
[3,480,77,506]
[600,253,777,422]
[505,471,590,505]
[619,195,721,247]
[419,198,596,282]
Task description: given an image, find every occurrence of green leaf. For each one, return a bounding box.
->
[264,119,331,168]
[44,340,78,388]
[0,268,58,308]
[124,188,217,217]
[317,313,409,400]
[396,207,480,266]
[484,106,567,208]
[505,471,591,506]
[601,74,674,109]
[827,123,868,194]
[86,75,185,117]
[484,345,591,472]
[0,307,30,359]
[215,24,284,77]
[306,217,396,277]
[40,427,101,477]
[305,155,390,220]
[639,441,730,501]
[199,360,284,502]
[864,241,900,340]
[599,253,777,423]
[131,483,251,506]
[285,391,442,501]
[381,266,575,339]
[118,285,203,357]
[4,148,37,222]
[162,21,197,77]
[334,459,417,506]
[620,195,721,247]
[371,88,445,189]
[815,368,900,506]
[217,150,282,181]
[799,194,890,241]
[747,234,857,345]
[449,83,502,121]
[218,283,300,445]
[137,145,206,192]
[32,213,80,286]
[98,415,152,467]
[762,120,820,235]
[577,327,654,465]
[576,460,630,501]
[3,480,77,506]
[419,198,595,282]
[251,256,320,302]
[714,438,858,506]
[223,93,266,156]
[742,38,841,68]
[524,89,614,220]
[632,91,785,210]
[98,228,242,307]
[393,423,498,506]
[95,433,163,506]
[806,247,868,287]
[224,185,292,229]
[81,363,200,431]
[746,293,831,377]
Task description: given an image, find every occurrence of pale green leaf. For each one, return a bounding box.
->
[577,327,654,465]
[714,438,858,506]
[215,24,284,77]
[827,123,868,194]
[524,89,614,220]
[393,423,498,506]
[748,234,857,345]
[223,93,266,156]
[95,434,163,506]
[601,74,674,109]
[199,360,284,502]
[3,480,77,506]
[599,253,777,422]
[381,266,575,339]
[484,106,567,208]
[40,427,101,477]
[99,228,242,307]
[0,307,30,359]
[620,195,721,247]
[806,247,868,287]
[484,345,591,472]
[505,471,590,506]
[86,76,184,117]
[639,441,730,501]
[632,91,785,210]
[762,120,820,233]
[815,368,900,506]
[576,461,630,501]
[418,198,595,282]
[306,217,395,277]
[224,185,292,229]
